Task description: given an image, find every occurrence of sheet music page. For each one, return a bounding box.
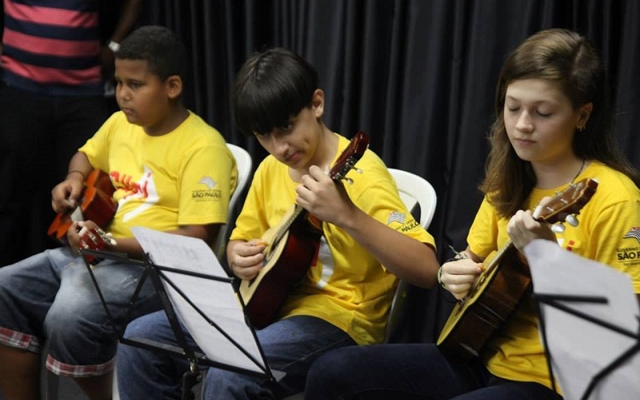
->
[131,227,267,375]
[524,239,640,400]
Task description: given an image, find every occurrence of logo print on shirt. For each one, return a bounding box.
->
[387,211,406,225]
[198,176,217,189]
[110,166,158,222]
[623,227,640,243]
[192,175,222,200]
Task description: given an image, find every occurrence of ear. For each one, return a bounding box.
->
[165,75,183,100]
[311,89,325,118]
[577,102,593,130]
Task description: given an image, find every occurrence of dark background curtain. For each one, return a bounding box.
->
[138,0,640,343]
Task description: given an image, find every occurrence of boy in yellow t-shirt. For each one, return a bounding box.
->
[115,47,440,399]
[0,26,237,400]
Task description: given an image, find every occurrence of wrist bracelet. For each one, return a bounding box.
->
[66,170,86,180]
[108,40,120,53]
[437,266,445,288]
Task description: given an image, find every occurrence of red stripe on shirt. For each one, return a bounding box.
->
[2,57,101,85]
[5,1,98,28]
[3,28,100,57]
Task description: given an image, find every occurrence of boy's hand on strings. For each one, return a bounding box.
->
[228,239,266,280]
[51,174,85,213]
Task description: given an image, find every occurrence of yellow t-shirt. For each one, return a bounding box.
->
[80,111,238,238]
[230,133,435,345]
[467,161,640,389]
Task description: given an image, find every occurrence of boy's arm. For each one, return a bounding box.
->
[298,166,440,288]
[334,206,439,288]
[101,0,144,74]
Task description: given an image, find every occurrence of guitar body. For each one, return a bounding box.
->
[437,178,598,362]
[47,170,118,243]
[240,211,323,329]
[437,247,532,362]
[239,131,370,329]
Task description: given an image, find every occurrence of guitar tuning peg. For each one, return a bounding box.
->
[565,214,579,227]
[345,177,354,185]
[354,167,363,174]
[551,224,566,233]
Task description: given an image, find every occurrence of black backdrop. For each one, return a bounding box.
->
[139,0,640,342]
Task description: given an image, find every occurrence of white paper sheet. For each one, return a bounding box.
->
[131,227,269,376]
[524,239,640,400]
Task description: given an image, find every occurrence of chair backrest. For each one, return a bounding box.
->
[388,168,437,231]
[384,168,437,343]
[212,143,253,259]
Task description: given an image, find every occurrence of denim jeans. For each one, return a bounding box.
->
[0,247,161,376]
[305,343,564,400]
[117,311,356,399]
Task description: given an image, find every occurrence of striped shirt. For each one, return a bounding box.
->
[1,0,103,96]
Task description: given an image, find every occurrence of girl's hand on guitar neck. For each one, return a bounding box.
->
[227,239,267,280]
[507,209,558,252]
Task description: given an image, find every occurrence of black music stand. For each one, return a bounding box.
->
[524,239,640,400]
[535,293,640,400]
[81,244,284,400]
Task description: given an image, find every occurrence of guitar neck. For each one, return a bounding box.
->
[272,204,308,244]
[484,239,514,275]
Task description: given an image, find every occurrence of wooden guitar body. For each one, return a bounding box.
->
[437,247,532,361]
[239,131,370,329]
[47,169,118,243]
[240,211,323,329]
[437,178,598,362]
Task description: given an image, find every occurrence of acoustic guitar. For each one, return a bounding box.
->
[437,178,598,362]
[239,131,370,329]
[48,169,118,245]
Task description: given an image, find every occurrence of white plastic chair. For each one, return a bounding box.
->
[388,168,437,231]
[283,168,438,400]
[383,168,437,343]
[211,143,254,259]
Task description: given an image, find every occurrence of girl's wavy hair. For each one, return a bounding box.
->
[481,28,640,218]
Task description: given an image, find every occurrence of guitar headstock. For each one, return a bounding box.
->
[533,178,598,225]
[329,131,370,182]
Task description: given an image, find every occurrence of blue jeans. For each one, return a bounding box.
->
[0,247,161,376]
[305,343,564,400]
[117,311,356,399]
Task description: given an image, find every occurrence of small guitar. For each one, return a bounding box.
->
[239,131,370,329]
[48,169,118,245]
[77,225,118,264]
[437,178,598,362]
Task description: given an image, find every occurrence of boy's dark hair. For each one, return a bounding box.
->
[232,47,319,136]
[116,25,187,82]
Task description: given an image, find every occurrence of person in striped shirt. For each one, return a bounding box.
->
[0,0,143,267]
